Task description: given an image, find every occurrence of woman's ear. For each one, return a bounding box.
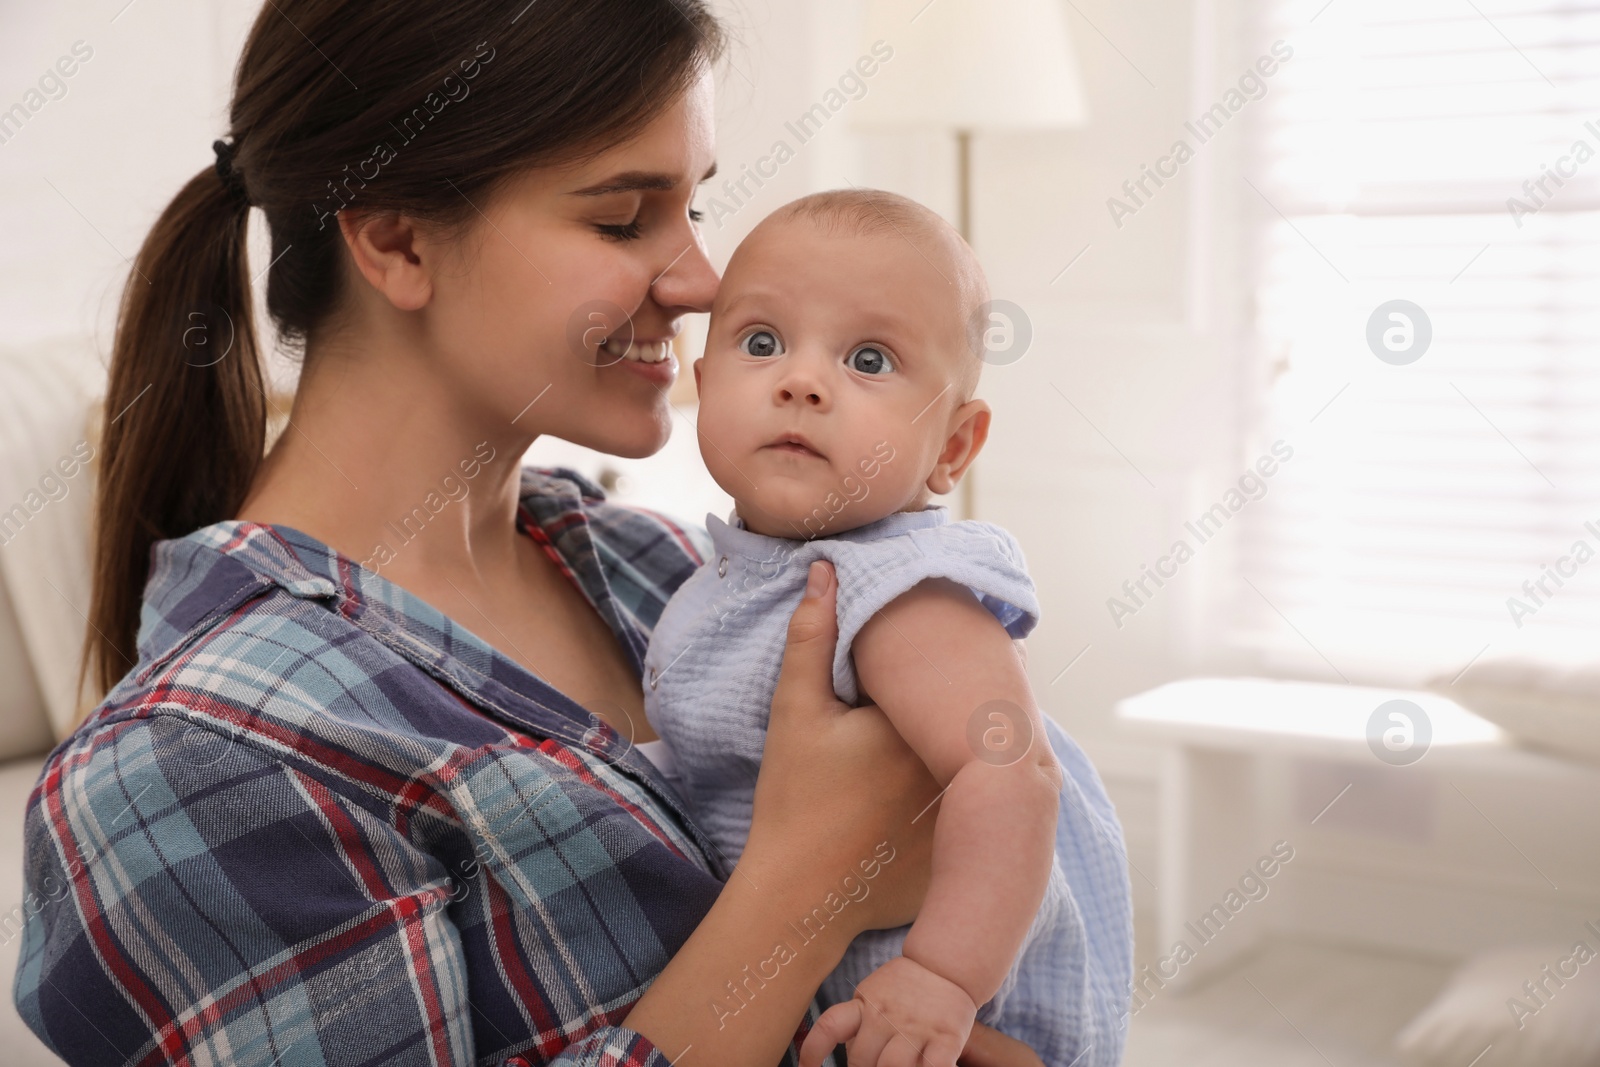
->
[926,399,991,496]
[337,210,434,312]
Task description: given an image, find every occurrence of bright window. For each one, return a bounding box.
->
[1233,0,1600,682]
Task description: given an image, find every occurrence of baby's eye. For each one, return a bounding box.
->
[741,330,783,358]
[847,345,893,375]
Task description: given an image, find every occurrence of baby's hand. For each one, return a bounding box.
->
[798,956,977,1067]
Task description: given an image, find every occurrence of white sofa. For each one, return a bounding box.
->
[0,335,109,1065]
[0,744,53,1065]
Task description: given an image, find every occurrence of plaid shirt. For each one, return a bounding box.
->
[13,467,829,1067]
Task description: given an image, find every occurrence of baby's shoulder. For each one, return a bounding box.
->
[821,517,1037,636]
[821,517,1031,582]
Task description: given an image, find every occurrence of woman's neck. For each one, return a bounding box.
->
[235,326,535,585]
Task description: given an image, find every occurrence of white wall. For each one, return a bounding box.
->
[0,1,259,348]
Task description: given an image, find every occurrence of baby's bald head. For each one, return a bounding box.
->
[748,189,990,401]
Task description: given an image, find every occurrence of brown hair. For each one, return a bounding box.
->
[85,0,726,703]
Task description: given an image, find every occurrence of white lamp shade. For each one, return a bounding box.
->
[853,0,1089,131]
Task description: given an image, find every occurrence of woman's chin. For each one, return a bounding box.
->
[590,419,672,461]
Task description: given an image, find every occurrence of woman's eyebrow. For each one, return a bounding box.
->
[569,161,718,197]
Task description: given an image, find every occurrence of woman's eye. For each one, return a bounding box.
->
[741,330,783,358]
[848,345,893,375]
[689,207,705,223]
[596,219,643,241]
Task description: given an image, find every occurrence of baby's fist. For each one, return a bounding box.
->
[799,956,977,1067]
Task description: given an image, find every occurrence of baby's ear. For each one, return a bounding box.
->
[926,399,991,495]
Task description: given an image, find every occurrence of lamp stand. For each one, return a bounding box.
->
[956,127,976,522]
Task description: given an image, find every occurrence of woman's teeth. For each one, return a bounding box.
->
[601,337,671,363]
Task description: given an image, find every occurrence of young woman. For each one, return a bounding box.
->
[11,1,1051,1064]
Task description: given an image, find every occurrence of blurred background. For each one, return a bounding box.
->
[3,1,1599,1064]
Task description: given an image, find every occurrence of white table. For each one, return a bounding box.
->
[1115,677,1510,989]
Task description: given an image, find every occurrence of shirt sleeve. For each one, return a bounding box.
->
[823,519,1041,706]
[10,713,689,1067]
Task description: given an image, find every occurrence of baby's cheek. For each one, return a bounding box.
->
[813,439,921,524]
[699,369,758,441]
[695,410,742,490]
[694,382,741,446]
[856,438,917,496]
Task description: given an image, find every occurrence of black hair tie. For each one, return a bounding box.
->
[212,138,250,206]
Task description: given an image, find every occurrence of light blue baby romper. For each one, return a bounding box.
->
[642,505,1133,1067]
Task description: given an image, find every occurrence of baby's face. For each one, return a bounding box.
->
[693,217,980,538]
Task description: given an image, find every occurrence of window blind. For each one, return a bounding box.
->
[1233,0,1600,682]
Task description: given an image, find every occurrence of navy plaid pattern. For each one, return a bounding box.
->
[13,467,824,1066]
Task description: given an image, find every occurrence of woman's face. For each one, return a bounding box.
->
[423,68,720,459]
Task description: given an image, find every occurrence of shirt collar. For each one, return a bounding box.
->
[136,467,626,735]
[708,503,951,561]
[134,465,722,873]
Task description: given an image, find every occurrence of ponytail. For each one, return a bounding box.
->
[84,166,265,702]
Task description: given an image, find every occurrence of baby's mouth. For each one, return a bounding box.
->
[600,336,672,364]
[764,433,827,460]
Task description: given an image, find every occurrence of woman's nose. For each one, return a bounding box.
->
[650,225,720,313]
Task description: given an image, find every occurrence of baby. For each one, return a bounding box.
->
[641,190,1131,1067]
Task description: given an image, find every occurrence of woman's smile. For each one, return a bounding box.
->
[610,345,679,385]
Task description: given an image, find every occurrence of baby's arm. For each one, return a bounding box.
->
[797,576,1062,1067]
[855,577,1062,1011]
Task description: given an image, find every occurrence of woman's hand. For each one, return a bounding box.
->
[625,561,941,1066]
[957,1023,1048,1067]
[740,561,941,937]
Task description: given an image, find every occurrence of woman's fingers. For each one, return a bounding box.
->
[799,999,861,1067]
[748,558,937,930]
[772,562,844,725]
[956,1022,1046,1067]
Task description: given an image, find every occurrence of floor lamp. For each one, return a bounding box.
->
[853,0,1088,520]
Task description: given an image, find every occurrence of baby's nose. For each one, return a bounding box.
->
[777,382,825,405]
[774,363,829,407]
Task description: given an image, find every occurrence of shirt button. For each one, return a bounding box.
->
[717,555,729,578]
[282,577,337,598]
[648,665,659,690]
